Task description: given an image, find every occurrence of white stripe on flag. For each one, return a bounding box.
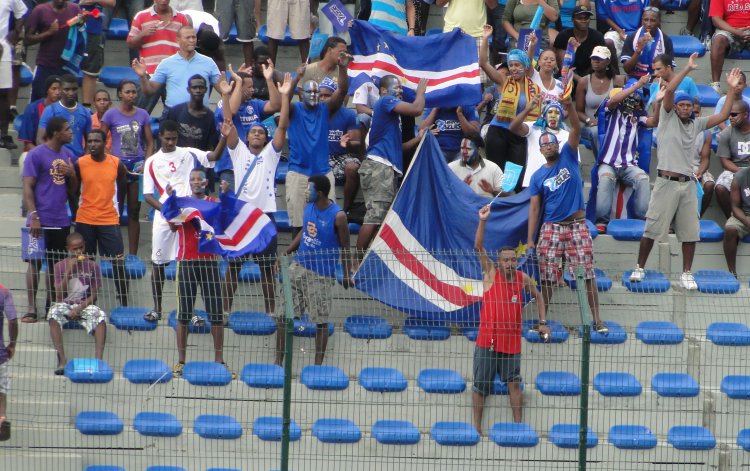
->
[350,52,480,91]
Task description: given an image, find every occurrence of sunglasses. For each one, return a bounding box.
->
[729,112,744,117]
[644,6,660,13]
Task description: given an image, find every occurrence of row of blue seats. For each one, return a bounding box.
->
[62,357,750,400]
[73,409,745,452]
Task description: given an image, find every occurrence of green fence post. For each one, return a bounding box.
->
[280,255,295,471]
[574,265,593,471]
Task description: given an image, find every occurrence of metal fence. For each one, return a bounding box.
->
[0,246,748,471]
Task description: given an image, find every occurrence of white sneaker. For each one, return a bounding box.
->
[630,266,645,282]
[680,271,698,291]
[710,82,721,94]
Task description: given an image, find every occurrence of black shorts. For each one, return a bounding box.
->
[76,223,124,258]
[472,346,522,397]
[80,34,104,76]
[32,227,71,269]
[176,259,223,324]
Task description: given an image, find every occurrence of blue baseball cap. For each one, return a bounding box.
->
[674,91,693,105]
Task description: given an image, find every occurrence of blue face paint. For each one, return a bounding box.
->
[307,183,319,203]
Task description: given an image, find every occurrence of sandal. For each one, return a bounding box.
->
[172,362,185,377]
[220,362,237,381]
[21,312,38,324]
[190,315,205,327]
[0,418,10,441]
[143,310,161,322]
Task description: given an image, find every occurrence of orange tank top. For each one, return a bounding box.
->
[76,154,121,225]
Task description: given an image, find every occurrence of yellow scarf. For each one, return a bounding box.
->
[496,77,541,122]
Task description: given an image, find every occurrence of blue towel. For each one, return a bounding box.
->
[62,24,87,76]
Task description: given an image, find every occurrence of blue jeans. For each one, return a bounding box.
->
[595,164,650,224]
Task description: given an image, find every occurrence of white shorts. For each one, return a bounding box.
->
[285,170,336,228]
[716,170,736,191]
[604,31,625,58]
[0,362,9,395]
[0,61,11,90]
[151,222,179,264]
[267,0,311,40]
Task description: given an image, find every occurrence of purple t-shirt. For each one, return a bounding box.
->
[0,284,17,365]
[26,2,82,68]
[54,258,102,305]
[102,107,150,161]
[22,144,75,228]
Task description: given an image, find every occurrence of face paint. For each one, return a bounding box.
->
[622,94,643,116]
[307,183,319,203]
[302,81,320,107]
[545,107,561,129]
[460,138,479,164]
[384,78,402,99]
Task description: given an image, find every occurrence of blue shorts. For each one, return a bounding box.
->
[122,158,145,184]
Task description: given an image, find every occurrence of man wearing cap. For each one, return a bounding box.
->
[552,5,608,82]
[630,54,743,290]
[593,73,659,232]
[526,96,609,334]
[599,0,649,57]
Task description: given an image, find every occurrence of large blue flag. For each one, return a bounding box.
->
[353,133,532,322]
[347,20,481,108]
[160,192,277,259]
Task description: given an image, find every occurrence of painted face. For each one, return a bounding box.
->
[622,94,643,116]
[539,132,559,160]
[460,138,479,163]
[545,107,561,129]
[384,79,403,99]
[302,81,320,107]
[307,182,319,203]
[508,61,526,80]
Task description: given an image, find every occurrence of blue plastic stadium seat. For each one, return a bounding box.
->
[253,416,301,441]
[522,319,568,343]
[609,425,657,450]
[348,223,361,234]
[168,310,212,334]
[99,260,114,278]
[699,220,724,241]
[581,321,627,344]
[238,260,261,282]
[671,35,706,57]
[106,18,130,39]
[607,219,644,240]
[536,372,581,396]
[343,315,392,339]
[668,426,716,450]
[194,415,243,439]
[462,328,478,341]
[652,373,700,397]
[62,319,84,330]
[721,376,750,399]
[300,365,349,390]
[134,412,182,437]
[490,423,539,447]
[372,420,421,444]
[229,311,276,335]
[85,467,126,471]
[738,429,750,451]
[258,24,305,46]
[594,372,642,397]
[359,367,408,392]
[707,322,750,346]
[728,48,750,59]
[13,115,22,133]
[550,424,597,448]
[146,467,186,471]
[123,359,172,384]
[636,321,684,345]
[563,268,612,291]
[241,363,284,388]
[491,376,525,395]
[403,317,451,340]
[124,254,147,278]
[164,260,177,280]
[697,84,721,107]
[111,306,157,331]
[226,23,239,43]
[182,361,233,386]
[274,210,292,232]
[293,314,334,337]
[65,359,114,384]
[99,66,139,88]
[693,270,740,294]
[275,161,288,183]
[430,422,480,446]
[75,411,123,435]
[312,418,362,443]
[622,270,671,293]
[417,369,466,394]
[20,63,33,86]
[586,219,598,238]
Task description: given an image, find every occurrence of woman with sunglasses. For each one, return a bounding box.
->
[621,7,673,82]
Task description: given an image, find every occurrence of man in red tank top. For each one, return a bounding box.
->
[472,205,548,435]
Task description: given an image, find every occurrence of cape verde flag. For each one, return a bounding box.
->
[353,134,532,318]
[160,192,277,259]
[348,20,481,108]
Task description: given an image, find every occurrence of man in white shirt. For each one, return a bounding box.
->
[141,119,227,322]
[0,0,28,150]
[449,138,504,197]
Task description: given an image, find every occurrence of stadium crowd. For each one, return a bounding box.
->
[0,0,748,439]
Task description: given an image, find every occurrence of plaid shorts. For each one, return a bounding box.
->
[47,303,107,335]
[536,221,595,281]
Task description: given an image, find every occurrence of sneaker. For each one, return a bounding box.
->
[0,135,16,150]
[680,271,698,290]
[629,266,645,282]
[143,310,161,322]
[190,315,205,327]
[710,81,721,94]
[678,26,693,37]
[595,223,607,234]
[593,321,609,335]
[172,362,185,377]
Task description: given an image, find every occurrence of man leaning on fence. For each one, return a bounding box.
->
[473,205,547,435]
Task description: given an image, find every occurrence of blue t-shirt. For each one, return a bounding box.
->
[424,106,480,153]
[328,107,358,157]
[528,143,585,223]
[74,1,104,35]
[647,76,699,109]
[151,52,221,108]
[214,98,270,173]
[367,95,404,172]
[288,101,331,176]
[18,98,47,144]
[295,201,342,277]
[39,102,92,159]
[597,0,647,33]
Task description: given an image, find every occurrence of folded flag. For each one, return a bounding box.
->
[348,20,481,108]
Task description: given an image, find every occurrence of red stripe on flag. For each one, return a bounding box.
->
[215,208,265,247]
[349,60,479,86]
[379,224,482,307]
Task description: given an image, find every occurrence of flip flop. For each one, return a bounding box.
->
[21,312,38,324]
[0,419,10,441]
